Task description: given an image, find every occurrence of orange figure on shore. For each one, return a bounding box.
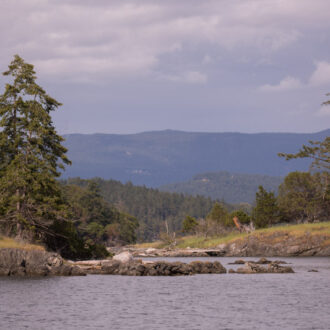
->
[233,216,242,232]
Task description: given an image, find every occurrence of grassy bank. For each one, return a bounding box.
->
[135,222,330,249]
[0,236,45,251]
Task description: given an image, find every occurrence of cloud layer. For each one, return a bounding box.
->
[0,0,330,132]
[1,0,330,81]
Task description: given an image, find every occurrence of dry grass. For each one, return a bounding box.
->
[175,233,248,249]
[255,222,330,236]
[0,236,45,251]
[134,241,168,249]
[135,222,330,249]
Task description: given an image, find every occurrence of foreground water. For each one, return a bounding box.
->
[1,257,330,330]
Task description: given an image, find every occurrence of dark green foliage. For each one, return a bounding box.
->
[62,181,139,246]
[0,55,111,260]
[62,177,219,241]
[182,215,198,234]
[322,92,330,106]
[0,55,70,238]
[45,219,109,260]
[279,136,329,171]
[229,210,251,226]
[278,172,330,223]
[160,171,283,204]
[252,186,281,228]
[207,202,228,225]
[278,133,329,223]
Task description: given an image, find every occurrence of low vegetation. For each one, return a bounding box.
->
[0,236,45,251]
[136,222,330,249]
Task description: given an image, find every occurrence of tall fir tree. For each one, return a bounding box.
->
[252,186,280,228]
[0,55,71,239]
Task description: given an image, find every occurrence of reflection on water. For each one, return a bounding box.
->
[1,257,330,330]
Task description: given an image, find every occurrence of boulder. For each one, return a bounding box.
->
[146,248,156,253]
[249,257,287,264]
[254,257,272,264]
[190,261,226,274]
[113,251,133,263]
[234,262,294,274]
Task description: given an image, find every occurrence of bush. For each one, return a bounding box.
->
[182,215,199,234]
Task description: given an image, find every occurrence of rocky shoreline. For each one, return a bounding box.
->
[113,231,330,258]
[0,248,85,277]
[0,249,295,277]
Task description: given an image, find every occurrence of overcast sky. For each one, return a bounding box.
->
[1,0,330,134]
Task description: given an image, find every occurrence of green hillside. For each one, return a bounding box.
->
[160,171,283,203]
[63,177,231,242]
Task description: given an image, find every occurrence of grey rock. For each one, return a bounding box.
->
[0,248,86,277]
[99,259,227,276]
[113,251,133,263]
[234,262,294,274]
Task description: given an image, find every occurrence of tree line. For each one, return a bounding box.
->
[182,132,329,236]
[62,177,226,242]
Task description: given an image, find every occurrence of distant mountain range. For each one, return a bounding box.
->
[62,129,329,187]
[159,171,283,204]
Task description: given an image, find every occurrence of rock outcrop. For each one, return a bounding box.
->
[221,232,330,257]
[75,253,295,276]
[99,259,227,276]
[0,248,86,276]
[231,262,294,274]
[108,247,225,258]
[73,252,227,276]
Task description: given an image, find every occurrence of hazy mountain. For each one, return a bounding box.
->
[62,129,329,187]
[159,171,283,204]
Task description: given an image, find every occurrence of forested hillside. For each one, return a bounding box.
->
[63,178,231,241]
[62,182,139,248]
[160,171,283,203]
[62,129,329,186]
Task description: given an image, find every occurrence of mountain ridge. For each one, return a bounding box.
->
[62,129,329,187]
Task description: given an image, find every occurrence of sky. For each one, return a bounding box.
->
[0,0,330,134]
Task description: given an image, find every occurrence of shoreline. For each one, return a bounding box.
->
[111,227,330,258]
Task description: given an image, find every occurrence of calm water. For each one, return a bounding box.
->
[1,257,330,330]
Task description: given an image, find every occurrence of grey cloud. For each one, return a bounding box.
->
[259,61,330,92]
[2,0,330,81]
[0,0,330,134]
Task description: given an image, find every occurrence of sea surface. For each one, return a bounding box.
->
[0,257,329,330]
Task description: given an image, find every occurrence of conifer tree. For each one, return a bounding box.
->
[278,93,329,171]
[206,202,228,224]
[252,186,280,228]
[0,55,71,239]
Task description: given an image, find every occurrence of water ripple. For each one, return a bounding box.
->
[0,257,329,330]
